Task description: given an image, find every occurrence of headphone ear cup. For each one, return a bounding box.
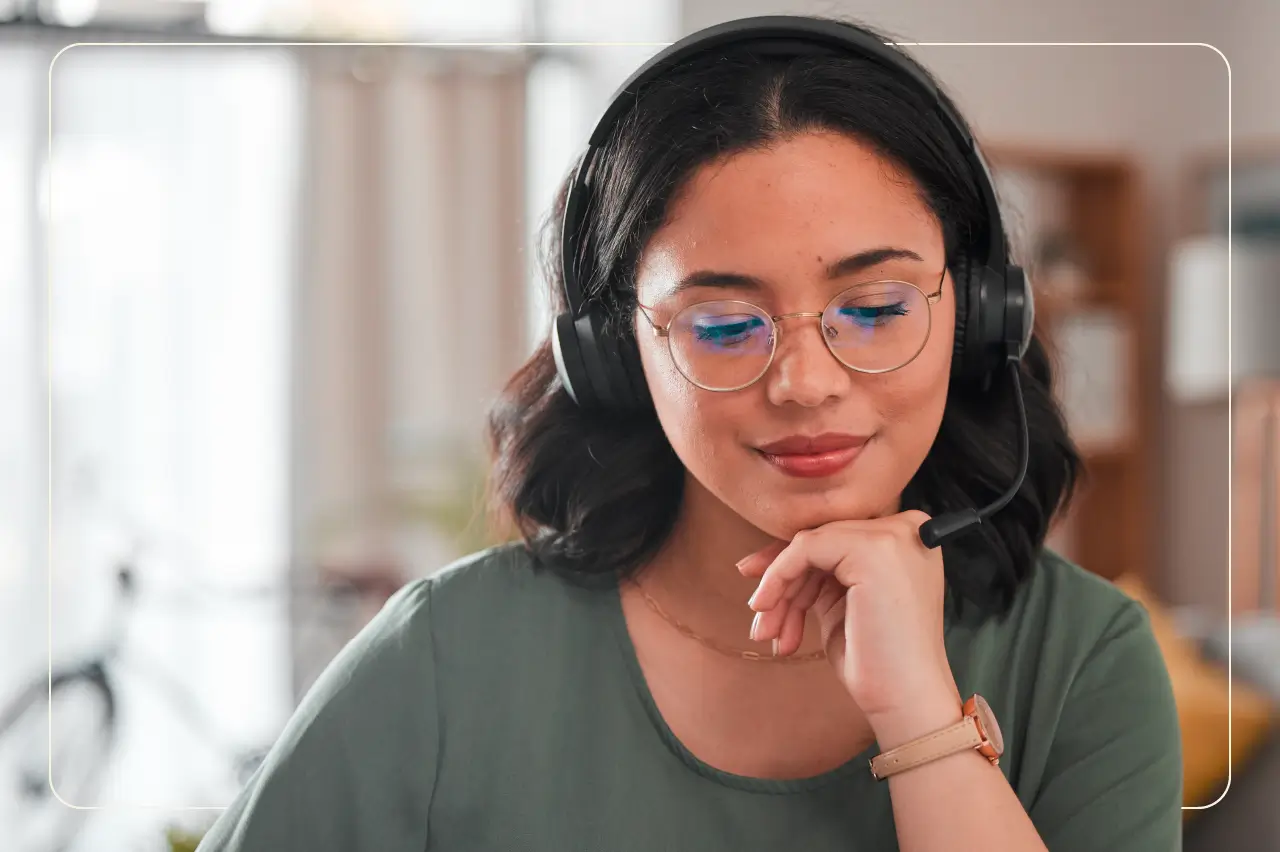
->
[572,308,622,409]
[554,312,594,407]
[583,307,641,410]
[950,256,976,381]
[954,259,1014,387]
[554,304,652,412]
[1007,265,1034,361]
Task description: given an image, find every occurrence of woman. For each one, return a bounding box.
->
[198,15,1182,852]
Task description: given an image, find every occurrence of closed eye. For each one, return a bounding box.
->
[837,303,910,326]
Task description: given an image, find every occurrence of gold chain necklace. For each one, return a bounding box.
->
[628,578,828,664]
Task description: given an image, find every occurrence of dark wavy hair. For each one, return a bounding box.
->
[486,17,1083,616]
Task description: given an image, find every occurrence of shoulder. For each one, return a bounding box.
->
[322,541,608,695]
[998,554,1184,847]
[417,541,614,673]
[368,541,582,630]
[419,540,600,623]
[282,542,560,709]
[422,540,556,598]
[1033,548,1171,684]
[1022,547,1138,616]
[953,547,1166,706]
[981,548,1180,767]
[1000,547,1154,657]
[194,542,593,850]
[954,548,1177,757]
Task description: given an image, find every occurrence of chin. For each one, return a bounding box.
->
[744,491,889,539]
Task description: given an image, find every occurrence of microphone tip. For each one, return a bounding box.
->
[918,508,983,549]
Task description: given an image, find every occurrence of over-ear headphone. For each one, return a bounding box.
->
[552,15,1033,413]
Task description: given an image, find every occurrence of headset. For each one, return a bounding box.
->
[550,15,1034,548]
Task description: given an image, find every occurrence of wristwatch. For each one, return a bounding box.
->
[869,694,1004,781]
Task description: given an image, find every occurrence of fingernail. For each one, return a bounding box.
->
[735,556,751,573]
[771,638,780,657]
[747,588,760,610]
[750,611,763,641]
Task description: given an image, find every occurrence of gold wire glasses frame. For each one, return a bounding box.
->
[635,269,946,393]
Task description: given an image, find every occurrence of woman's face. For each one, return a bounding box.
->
[633,131,954,538]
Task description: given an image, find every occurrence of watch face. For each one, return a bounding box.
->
[973,695,1004,756]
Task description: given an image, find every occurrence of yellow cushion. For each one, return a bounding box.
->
[1111,574,1276,808]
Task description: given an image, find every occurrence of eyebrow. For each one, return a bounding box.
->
[669,246,927,296]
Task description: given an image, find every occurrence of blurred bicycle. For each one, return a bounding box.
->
[0,533,406,852]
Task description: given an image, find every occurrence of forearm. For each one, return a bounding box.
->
[870,691,1049,852]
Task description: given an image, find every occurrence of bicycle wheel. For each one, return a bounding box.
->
[0,662,117,852]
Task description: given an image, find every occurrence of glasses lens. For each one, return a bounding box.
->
[668,300,775,390]
[822,281,931,372]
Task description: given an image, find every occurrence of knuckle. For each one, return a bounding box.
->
[869,527,898,548]
[899,509,932,528]
[862,531,902,565]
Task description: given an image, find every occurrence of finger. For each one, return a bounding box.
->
[749,529,873,612]
[813,574,845,615]
[896,508,933,530]
[751,566,810,641]
[791,568,826,612]
[778,604,807,656]
[754,596,789,644]
[815,580,848,653]
[750,565,810,612]
[736,540,788,578]
[776,570,826,655]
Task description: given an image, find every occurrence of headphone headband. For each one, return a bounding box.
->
[590,18,941,148]
[555,15,1029,411]
[561,16,1009,319]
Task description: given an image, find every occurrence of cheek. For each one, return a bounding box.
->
[636,328,743,473]
[876,302,953,449]
[636,327,691,415]
[637,328,706,439]
[874,367,948,442]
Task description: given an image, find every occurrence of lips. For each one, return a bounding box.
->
[756,433,870,455]
[754,432,870,478]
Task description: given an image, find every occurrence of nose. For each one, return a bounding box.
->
[763,314,852,408]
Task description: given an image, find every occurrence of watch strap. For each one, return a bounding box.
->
[869,714,985,780]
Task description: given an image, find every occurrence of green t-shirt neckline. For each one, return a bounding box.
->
[601,576,883,794]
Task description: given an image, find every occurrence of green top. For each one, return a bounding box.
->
[197,542,1182,851]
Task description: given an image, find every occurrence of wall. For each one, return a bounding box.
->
[1218,0,1280,141]
[680,0,1277,610]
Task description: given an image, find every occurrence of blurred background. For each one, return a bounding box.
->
[0,0,1276,849]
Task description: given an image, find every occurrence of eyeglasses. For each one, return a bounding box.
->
[635,271,945,393]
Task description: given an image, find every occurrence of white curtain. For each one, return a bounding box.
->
[289,46,530,695]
